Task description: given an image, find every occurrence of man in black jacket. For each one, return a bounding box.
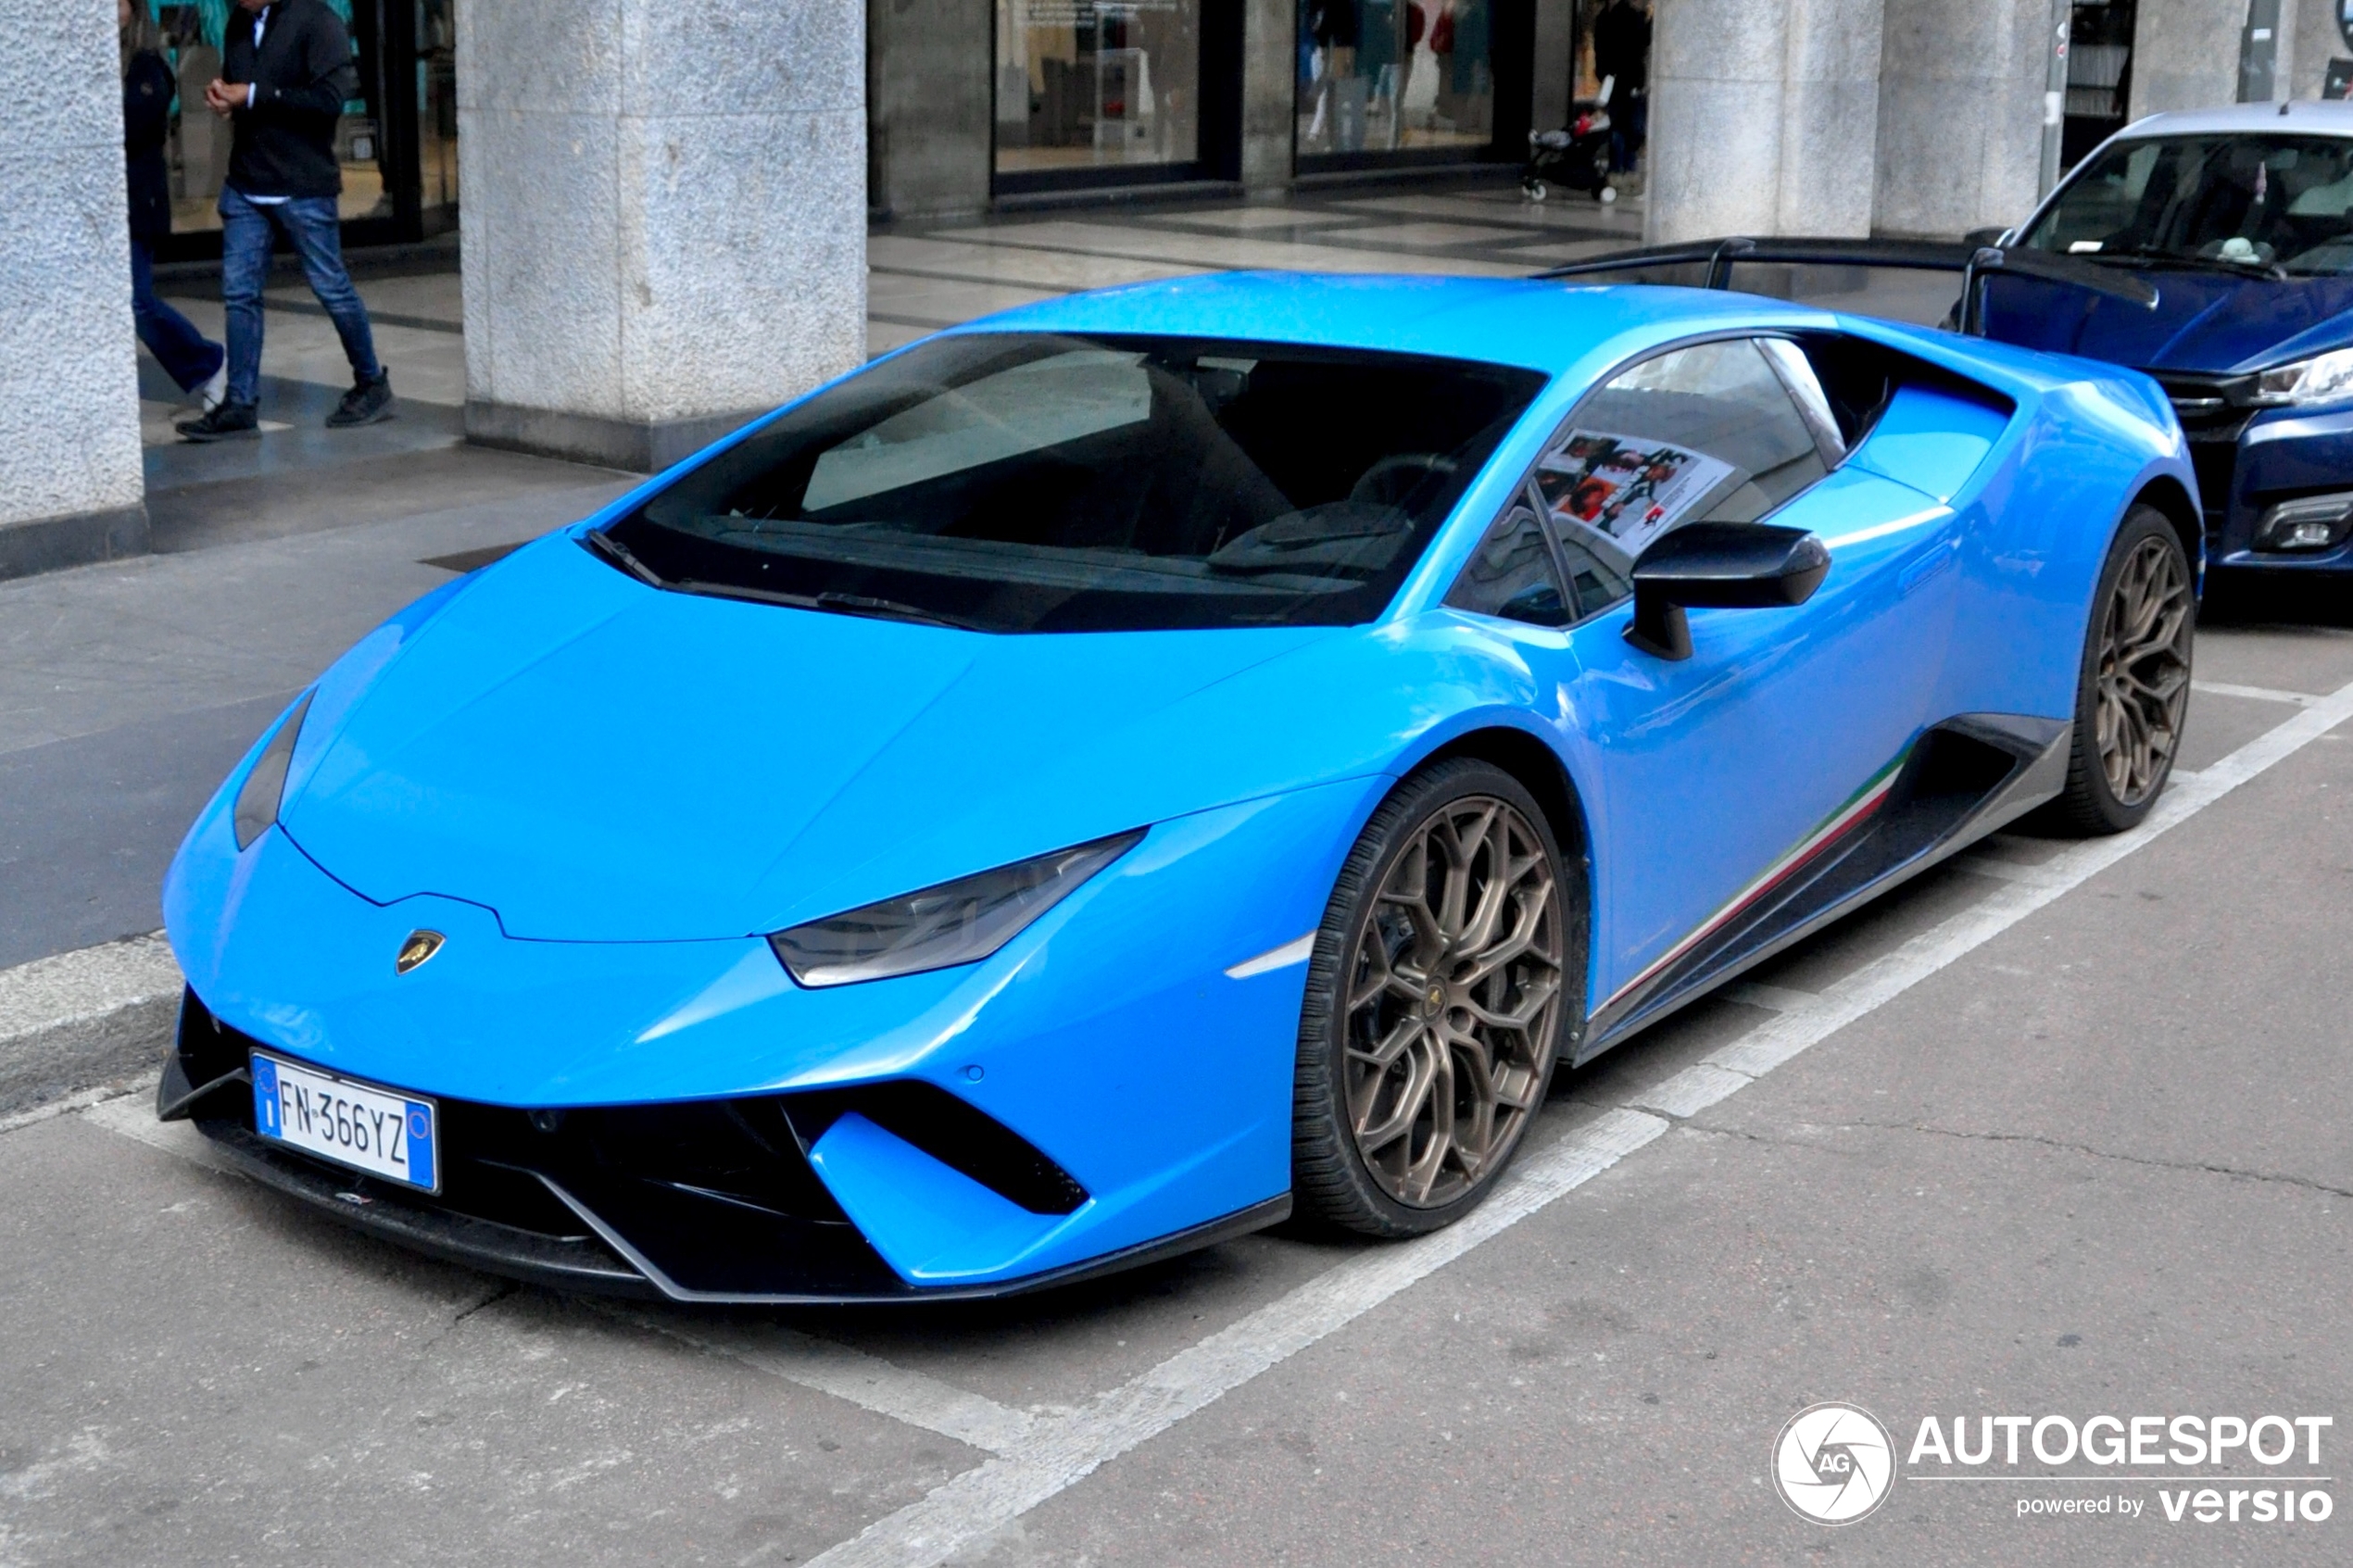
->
[177,0,394,442]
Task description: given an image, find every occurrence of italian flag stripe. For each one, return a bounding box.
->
[1599,746,1912,1014]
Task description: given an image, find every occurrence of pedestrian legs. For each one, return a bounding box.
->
[130,237,224,394]
[277,196,382,387]
[216,186,273,409]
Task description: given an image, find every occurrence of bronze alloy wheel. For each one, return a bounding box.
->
[1339,794,1566,1209]
[2092,531,2195,809]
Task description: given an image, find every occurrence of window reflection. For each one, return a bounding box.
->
[996,0,1202,175]
[1297,0,1492,157]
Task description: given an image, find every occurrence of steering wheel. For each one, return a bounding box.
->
[1350,453,1459,508]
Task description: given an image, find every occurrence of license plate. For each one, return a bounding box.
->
[250,1050,438,1192]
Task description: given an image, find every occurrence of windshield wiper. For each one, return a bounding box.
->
[813,592,987,632]
[666,577,986,633]
[2102,245,2286,281]
[585,527,665,587]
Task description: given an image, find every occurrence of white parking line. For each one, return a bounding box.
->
[622,1314,1039,1457]
[806,673,2353,1568]
[2193,679,2322,708]
[806,1109,1669,1568]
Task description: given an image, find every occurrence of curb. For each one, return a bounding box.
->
[0,935,182,1119]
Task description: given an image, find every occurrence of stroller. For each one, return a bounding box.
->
[1522,76,1616,203]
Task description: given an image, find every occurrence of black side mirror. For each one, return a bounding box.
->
[1624,521,1831,660]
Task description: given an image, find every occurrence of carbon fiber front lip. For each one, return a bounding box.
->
[182,1099,1292,1306]
[190,1119,664,1299]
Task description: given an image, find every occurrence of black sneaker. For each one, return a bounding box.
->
[327,370,395,428]
[175,401,260,443]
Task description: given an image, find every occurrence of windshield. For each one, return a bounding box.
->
[2019,133,2353,276]
[597,332,1547,633]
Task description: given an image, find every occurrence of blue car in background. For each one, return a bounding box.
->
[1997,102,2353,578]
[159,274,2197,1303]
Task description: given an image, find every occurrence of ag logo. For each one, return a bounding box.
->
[1772,1402,1896,1524]
[395,929,445,975]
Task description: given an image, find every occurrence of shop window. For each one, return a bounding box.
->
[995,0,1203,178]
[2063,0,2135,170]
[1297,0,1493,158]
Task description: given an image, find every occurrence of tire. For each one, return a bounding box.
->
[2050,504,2196,834]
[1291,759,1585,1237]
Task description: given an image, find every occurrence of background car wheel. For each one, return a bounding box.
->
[1291,759,1583,1237]
[2051,504,2196,834]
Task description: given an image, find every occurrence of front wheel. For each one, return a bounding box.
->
[1291,760,1582,1237]
[2051,505,2196,834]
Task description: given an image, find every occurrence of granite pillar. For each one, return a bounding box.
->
[2130,0,2253,118]
[1873,0,2045,238]
[1645,0,1885,244]
[459,0,867,473]
[0,0,147,579]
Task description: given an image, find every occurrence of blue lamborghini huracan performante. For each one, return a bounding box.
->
[162,274,2201,1302]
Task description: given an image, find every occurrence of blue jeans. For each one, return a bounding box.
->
[132,237,224,393]
[1610,94,1648,177]
[219,186,381,408]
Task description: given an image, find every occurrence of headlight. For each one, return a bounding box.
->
[769,830,1144,987]
[2253,347,2353,406]
[233,692,314,851]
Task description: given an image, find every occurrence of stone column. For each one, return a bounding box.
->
[0,0,146,579]
[1873,0,2045,238]
[2131,0,2258,117]
[2289,0,2345,100]
[459,0,867,474]
[870,0,991,222]
[1645,0,1885,244]
[1239,0,1296,197]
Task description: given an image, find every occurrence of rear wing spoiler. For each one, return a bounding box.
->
[1536,236,2159,334]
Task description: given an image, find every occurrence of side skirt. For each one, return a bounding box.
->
[1575,713,2069,1062]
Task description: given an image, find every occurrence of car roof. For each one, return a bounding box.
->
[2110,100,2353,141]
[950,270,1829,377]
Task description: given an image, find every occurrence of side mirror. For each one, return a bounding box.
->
[1624,521,1831,660]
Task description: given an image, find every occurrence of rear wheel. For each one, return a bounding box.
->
[1292,760,1581,1236]
[2052,505,2196,834]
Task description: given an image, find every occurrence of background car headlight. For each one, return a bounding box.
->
[769,830,1145,987]
[233,692,314,851]
[2253,347,2353,407]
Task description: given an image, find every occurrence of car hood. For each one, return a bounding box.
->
[280,535,1346,941]
[1982,267,2353,374]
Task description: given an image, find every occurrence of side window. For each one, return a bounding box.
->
[1532,337,1831,569]
[1445,500,1572,627]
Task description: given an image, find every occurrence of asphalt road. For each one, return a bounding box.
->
[1,502,2347,1565]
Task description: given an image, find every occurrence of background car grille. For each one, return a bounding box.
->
[2154,372,2254,533]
